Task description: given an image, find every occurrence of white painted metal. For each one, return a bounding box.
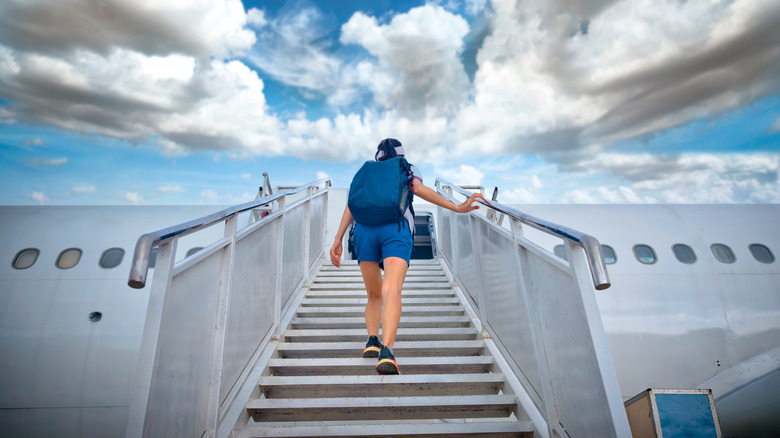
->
[125,180,330,438]
[435,183,632,438]
[235,421,534,437]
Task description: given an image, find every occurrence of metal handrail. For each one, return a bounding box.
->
[436,178,611,290]
[127,178,331,289]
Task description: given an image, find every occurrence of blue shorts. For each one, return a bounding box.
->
[354,221,413,269]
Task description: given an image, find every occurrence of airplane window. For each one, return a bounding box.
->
[186,247,204,257]
[13,248,40,269]
[633,244,657,264]
[672,244,697,264]
[99,248,125,269]
[553,245,567,261]
[749,244,775,264]
[56,248,82,269]
[711,244,736,264]
[601,245,617,264]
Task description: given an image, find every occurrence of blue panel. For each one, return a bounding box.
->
[656,394,718,438]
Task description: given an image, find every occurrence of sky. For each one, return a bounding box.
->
[0,0,778,206]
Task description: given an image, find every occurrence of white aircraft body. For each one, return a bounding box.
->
[0,190,778,437]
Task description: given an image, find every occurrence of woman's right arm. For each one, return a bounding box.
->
[329,206,353,268]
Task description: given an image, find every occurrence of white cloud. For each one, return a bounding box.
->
[240,173,252,181]
[559,151,780,203]
[31,191,49,204]
[124,192,144,205]
[500,187,542,204]
[316,171,329,181]
[0,0,256,59]
[437,164,484,186]
[246,8,267,29]
[341,5,470,117]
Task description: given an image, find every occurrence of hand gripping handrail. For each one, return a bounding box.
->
[127,178,331,289]
[436,178,611,290]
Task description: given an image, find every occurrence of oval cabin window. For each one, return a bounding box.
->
[711,244,736,264]
[601,245,617,264]
[57,248,83,269]
[633,244,657,264]
[13,248,40,269]
[99,248,125,269]
[672,244,697,264]
[749,244,775,264]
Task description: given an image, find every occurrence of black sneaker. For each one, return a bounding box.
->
[376,346,400,375]
[362,335,382,358]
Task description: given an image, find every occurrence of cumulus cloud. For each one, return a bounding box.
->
[0,0,255,59]
[0,0,283,156]
[556,152,780,203]
[451,0,780,157]
[341,4,470,117]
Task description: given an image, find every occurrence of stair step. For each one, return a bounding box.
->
[300,297,460,307]
[246,394,517,422]
[258,373,505,398]
[296,306,465,317]
[268,356,495,376]
[306,290,455,299]
[283,327,479,343]
[275,340,486,358]
[316,271,446,278]
[313,276,448,284]
[235,420,533,438]
[311,283,453,291]
[290,316,471,329]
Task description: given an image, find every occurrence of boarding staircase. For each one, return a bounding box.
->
[234,259,534,437]
[126,179,630,438]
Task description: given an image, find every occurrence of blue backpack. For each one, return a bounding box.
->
[348,156,414,225]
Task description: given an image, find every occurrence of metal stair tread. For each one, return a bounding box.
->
[234,420,534,437]
[267,356,495,376]
[275,340,485,358]
[295,306,465,317]
[306,290,454,297]
[257,373,506,398]
[290,316,471,329]
[283,327,479,343]
[300,297,460,306]
[246,394,517,422]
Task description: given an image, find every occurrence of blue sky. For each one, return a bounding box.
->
[0,0,778,205]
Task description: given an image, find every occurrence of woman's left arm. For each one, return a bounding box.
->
[410,179,484,213]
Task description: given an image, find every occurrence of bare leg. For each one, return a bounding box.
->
[359,261,383,338]
[378,257,408,349]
